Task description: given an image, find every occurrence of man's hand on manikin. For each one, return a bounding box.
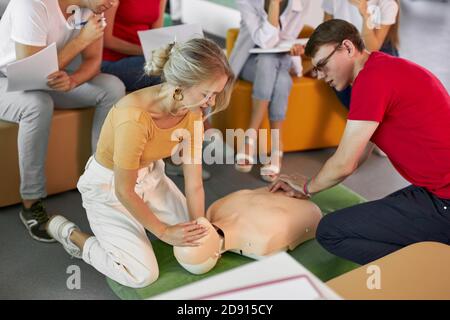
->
[268,174,310,199]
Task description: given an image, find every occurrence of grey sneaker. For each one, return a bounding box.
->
[165,161,211,181]
[19,199,55,243]
[46,215,82,259]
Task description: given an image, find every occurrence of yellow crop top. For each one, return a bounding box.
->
[95,105,204,170]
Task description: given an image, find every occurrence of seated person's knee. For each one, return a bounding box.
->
[256,53,281,70]
[25,92,54,118]
[101,74,126,101]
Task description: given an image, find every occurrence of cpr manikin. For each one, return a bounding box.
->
[174,188,322,274]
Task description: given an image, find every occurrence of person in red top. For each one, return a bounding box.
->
[269,19,450,265]
[101,0,167,91]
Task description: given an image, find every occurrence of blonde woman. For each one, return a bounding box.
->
[46,38,234,288]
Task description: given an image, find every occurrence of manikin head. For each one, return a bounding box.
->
[305,19,366,92]
[173,217,223,275]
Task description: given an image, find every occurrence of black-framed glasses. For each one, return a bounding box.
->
[312,44,342,74]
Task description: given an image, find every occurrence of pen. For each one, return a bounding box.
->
[74,21,88,27]
[74,16,106,28]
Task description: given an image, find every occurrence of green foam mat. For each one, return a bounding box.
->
[107,184,364,299]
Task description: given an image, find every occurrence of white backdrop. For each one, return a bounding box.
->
[178,0,324,37]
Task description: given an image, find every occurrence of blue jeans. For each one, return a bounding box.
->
[240,53,293,121]
[101,55,161,92]
[335,42,399,109]
[316,185,450,265]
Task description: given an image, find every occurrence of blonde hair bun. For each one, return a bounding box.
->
[144,42,176,76]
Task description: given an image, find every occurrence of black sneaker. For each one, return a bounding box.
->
[19,200,56,243]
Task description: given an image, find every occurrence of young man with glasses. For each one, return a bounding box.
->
[322,0,400,110]
[269,19,450,265]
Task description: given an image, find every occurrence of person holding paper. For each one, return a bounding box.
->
[101,0,168,91]
[229,0,311,182]
[0,0,125,242]
[46,38,235,288]
[270,20,450,265]
[322,0,400,109]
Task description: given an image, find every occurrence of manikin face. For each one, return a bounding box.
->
[173,217,223,275]
[312,40,356,91]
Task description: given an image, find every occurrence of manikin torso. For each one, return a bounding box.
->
[207,187,322,256]
[174,188,323,274]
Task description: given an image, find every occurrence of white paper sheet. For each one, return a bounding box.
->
[195,275,325,300]
[151,252,342,300]
[6,43,58,92]
[138,24,204,62]
[249,38,309,54]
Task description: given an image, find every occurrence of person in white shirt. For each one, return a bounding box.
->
[229,0,311,183]
[322,0,400,108]
[0,0,126,242]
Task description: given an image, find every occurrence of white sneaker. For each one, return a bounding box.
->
[47,215,82,259]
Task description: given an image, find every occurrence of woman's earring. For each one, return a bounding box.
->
[173,88,184,102]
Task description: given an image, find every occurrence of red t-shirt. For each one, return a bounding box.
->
[349,52,450,199]
[103,0,161,62]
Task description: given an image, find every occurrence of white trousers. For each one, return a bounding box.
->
[77,156,189,288]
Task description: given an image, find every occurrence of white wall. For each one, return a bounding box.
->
[181,0,324,37]
[0,0,10,17]
[181,0,241,37]
[304,0,325,28]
